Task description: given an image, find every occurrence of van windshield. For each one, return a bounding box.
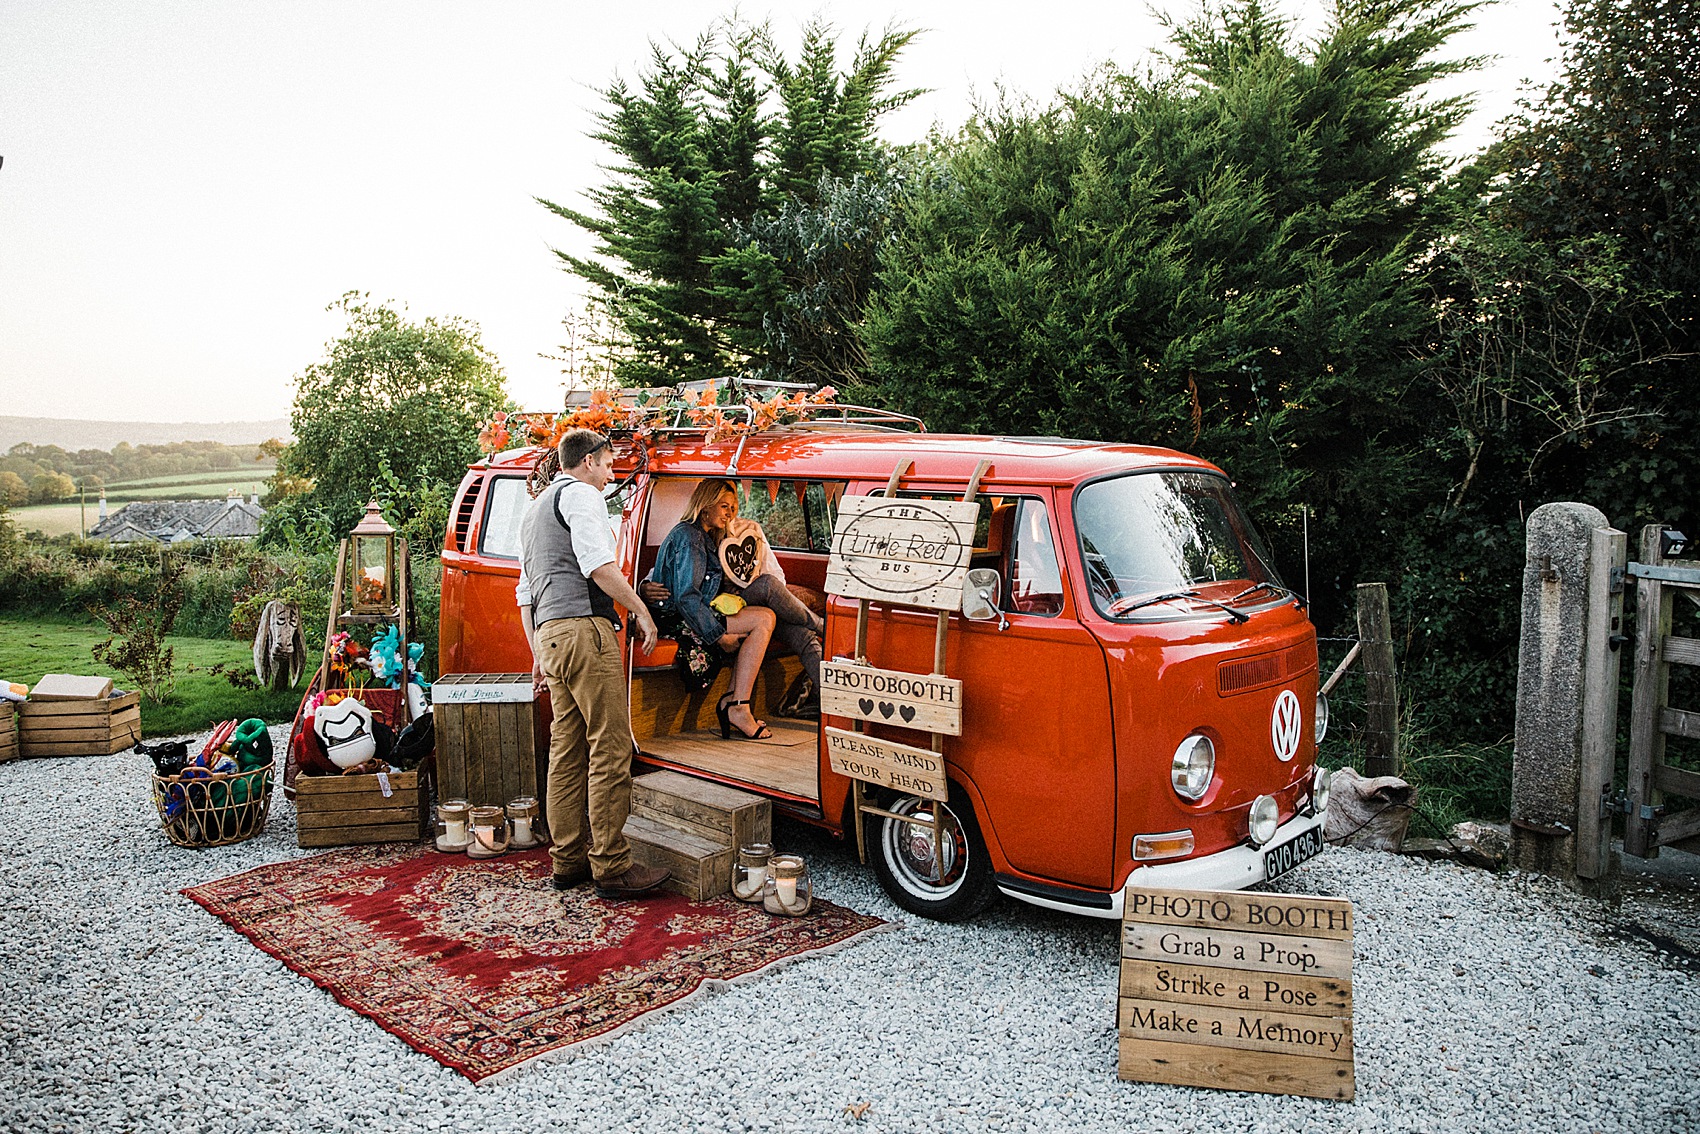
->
[1074,471,1282,619]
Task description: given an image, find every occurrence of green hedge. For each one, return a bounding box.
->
[0,536,439,675]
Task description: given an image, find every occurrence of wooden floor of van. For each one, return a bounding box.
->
[631,653,819,803]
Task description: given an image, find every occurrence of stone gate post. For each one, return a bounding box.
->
[1511,502,1626,893]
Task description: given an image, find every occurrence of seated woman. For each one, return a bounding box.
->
[646,478,823,740]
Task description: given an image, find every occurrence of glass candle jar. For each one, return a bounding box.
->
[435,799,471,853]
[731,842,774,902]
[467,805,510,859]
[507,797,543,849]
[761,854,812,916]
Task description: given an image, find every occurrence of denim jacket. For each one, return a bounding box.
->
[648,521,726,645]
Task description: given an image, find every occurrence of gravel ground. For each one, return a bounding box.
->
[2,732,1698,1134]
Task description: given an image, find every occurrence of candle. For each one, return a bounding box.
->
[734,843,774,902]
[765,854,809,916]
[436,799,472,852]
[514,817,532,844]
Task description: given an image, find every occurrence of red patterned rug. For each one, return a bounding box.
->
[183,844,889,1083]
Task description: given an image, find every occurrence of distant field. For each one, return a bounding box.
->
[10,468,273,536]
[10,503,96,538]
[109,467,274,490]
[109,476,270,501]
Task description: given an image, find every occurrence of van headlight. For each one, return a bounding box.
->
[1315,692,1329,745]
[1248,794,1279,846]
[1312,763,1331,815]
[1171,735,1215,801]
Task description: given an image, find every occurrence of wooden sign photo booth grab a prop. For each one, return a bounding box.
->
[1118,888,1355,1101]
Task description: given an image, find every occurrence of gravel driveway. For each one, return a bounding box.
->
[2,738,1697,1134]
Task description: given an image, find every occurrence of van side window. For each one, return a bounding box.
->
[734,480,845,553]
[479,476,530,560]
[1007,499,1064,616]
[885,491,1063,617]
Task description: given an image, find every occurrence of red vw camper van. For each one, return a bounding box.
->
[439,410,1328,921]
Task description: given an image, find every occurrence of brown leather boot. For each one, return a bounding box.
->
[593,862,671,899]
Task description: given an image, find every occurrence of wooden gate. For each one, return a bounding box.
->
[1624,524,1700,857]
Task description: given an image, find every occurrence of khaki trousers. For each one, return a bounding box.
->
[536,616,633,881]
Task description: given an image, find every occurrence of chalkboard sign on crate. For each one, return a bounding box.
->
[432,674,548,825]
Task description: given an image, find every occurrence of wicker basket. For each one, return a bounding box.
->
[151,762,275,848]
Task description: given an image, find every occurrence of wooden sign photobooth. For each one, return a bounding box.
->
[1118,887,1355,1100]
[825,459,990,875]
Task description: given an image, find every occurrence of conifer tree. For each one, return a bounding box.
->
[542,17,920,386]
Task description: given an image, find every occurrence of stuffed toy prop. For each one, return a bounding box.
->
[252,600,306,691]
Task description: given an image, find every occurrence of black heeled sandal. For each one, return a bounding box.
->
[718,698,772,741]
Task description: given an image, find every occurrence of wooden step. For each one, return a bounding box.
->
[623,813,735,901]
[631,770,772,858]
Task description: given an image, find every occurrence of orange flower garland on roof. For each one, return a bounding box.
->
[475,384,840,456]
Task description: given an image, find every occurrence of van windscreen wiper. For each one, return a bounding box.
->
[1229,580,1303,608]
[1108,589,1249,623]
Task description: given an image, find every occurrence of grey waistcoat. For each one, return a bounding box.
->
[518,478,619,628]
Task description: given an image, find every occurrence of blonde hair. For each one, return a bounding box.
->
[681,478,736,525]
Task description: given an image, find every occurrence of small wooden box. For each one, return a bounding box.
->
[433,674,547,822]
[0,702,17,764]
[294,769,428,848]
[19,691,141,757]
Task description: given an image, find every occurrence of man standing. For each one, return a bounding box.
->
[517,428,666,899]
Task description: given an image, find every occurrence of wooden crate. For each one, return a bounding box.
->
[0,702,16,764]
[294,769,428,848]
[19,691,141,757]
[433,674,547,822]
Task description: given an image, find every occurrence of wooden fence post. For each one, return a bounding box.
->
[1624,524,1674,859]
[1355,583,1400,778]
[1576,526,1626,888]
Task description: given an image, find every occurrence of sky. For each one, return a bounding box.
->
[0,0,1566,425]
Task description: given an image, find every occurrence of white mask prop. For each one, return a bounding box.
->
[314,697,376,769]
[717,517,769,590]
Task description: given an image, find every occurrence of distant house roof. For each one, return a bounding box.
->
[90,497,264,544]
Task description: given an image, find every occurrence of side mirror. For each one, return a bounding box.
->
[961,568,1002,621]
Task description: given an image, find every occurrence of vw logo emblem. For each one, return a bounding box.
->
[1271,689,1302,762]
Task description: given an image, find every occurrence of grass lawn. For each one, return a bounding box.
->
[0,615,302,738]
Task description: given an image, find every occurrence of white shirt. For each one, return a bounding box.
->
[514,474,617,608]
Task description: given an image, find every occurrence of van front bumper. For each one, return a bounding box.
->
[996,810,1328,920]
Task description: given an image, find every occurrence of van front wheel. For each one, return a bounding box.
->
[867,795,998,921]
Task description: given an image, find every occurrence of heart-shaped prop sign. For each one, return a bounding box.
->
[718,518,768,589]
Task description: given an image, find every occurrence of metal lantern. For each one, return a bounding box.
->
[731,842,774,902]
[349,500,397,614]
[507,796,544,849]
[435,798,471,853]
[466,804,510,860]
[761,853,812,917]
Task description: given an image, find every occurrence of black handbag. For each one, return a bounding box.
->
[654,604,725,693]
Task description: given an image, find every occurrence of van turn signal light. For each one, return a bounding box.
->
[1133,829,1196,862]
